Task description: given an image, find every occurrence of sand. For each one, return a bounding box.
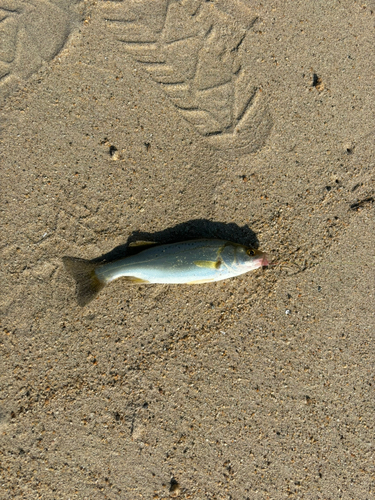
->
[0,0,374,498]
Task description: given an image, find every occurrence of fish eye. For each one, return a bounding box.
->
[247,249,255,256]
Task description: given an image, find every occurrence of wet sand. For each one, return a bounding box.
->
[1,1,374,498]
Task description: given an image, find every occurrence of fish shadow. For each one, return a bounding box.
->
[94,219,259,263]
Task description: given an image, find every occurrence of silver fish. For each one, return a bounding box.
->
[63,239,268,306]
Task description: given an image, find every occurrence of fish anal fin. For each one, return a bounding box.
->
[187,278,215,284]
[194,260,221,269]
[122,276,150,284]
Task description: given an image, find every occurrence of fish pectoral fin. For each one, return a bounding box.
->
[128,240,158,247]
[194,260,221,269]
[187,278,215,284]
[122,276,150,283]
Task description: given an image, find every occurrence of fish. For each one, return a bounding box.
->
[63,239,269,306]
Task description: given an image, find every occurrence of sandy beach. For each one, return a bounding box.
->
[1,1,374,498]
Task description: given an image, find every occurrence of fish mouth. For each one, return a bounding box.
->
[261,253,269,267]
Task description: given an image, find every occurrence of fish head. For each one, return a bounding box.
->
[235,246,269,271]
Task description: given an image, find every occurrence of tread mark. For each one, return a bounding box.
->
[0,0,84,103]
[99,0,272,153]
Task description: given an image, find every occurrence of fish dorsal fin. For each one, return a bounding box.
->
[128,240,158,248]
[194,260,222,269]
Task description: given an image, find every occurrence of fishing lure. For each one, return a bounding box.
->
[63,239,268,306]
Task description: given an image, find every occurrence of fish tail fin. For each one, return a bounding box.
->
[63,256,105,306]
